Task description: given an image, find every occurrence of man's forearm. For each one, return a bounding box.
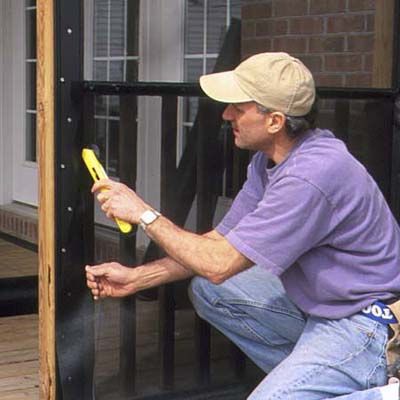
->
[132,256,194,292]
[144,217,252,283]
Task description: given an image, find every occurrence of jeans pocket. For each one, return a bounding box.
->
[350,314,383,338]
[339,315,388,382]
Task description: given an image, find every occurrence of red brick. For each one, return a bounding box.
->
[242,3,272,19]
[242,38,272,57]
[314,73,344,87]
[366,14,375,32]
[309,36,345,53]
[299,55,323,73]
[272,0,308,17]
[364,54,373,72]
[347,34,374,52]
[327,15,365,33]
[310,0,346,14]
[242,21,256,38]
[289,17,324,35]
[348,0,376,11]
[273,37,307,53]
[345,73,372,87]
[325,54,363,71]
[256,19,288,36]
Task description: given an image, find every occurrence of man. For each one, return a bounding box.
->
[86,52,400,399]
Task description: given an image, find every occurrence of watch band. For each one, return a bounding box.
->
[139,209,161,231]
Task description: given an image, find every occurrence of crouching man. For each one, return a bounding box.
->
[86,52,400,399]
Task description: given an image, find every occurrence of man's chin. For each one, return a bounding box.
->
[234,139,251,151]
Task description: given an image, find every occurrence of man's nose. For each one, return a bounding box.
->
[222,104,234,121]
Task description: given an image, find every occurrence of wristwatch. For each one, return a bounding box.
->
[139,209,161,231]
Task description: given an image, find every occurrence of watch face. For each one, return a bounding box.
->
[141,210,159,225]
[142,211,154,224]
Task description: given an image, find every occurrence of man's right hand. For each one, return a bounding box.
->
[85,262,136,300]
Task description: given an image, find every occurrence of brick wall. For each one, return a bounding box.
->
[241,0,376,87]
[240,0,394,197]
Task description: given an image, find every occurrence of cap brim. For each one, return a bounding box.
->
[199,71,253,104]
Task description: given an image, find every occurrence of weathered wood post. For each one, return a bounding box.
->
[37,0,56,398]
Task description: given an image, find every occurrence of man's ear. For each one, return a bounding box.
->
[267,112,286,134]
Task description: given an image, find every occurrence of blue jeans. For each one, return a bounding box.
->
[188,265,389,399]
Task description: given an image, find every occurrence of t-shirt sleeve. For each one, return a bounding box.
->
[224,176,336,275]
[216,154,264,235]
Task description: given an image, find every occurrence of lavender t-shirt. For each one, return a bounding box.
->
[217,129,400,319]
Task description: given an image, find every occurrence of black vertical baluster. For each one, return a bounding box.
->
[119,94,138,396]
[334,100,350,143]
[232,146,250,198]
[159,95,178,390]
[227,126,249,380]
[392,95,400,223]
[364,99,393,200]
[194,99,213,386]
[231,343,246,380]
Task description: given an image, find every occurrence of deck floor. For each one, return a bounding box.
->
[0,315,38,399]
[0,238,260,399]
[0,238,39,399]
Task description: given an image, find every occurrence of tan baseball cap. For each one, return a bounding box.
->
[199,52,315,117]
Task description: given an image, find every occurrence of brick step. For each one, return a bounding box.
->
[0,203,120,263]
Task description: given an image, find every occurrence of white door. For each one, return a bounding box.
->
[1,0,38,206]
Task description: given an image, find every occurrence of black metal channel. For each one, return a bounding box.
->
[82,81,203,97]
[317,87,398,99]
[55,1,94,399]
[82,81,398,100]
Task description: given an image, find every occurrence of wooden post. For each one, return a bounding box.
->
[372,0,395,88]
[37,0,56,399]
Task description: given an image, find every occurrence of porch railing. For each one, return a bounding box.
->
[69,81,400,400]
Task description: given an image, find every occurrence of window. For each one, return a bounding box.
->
[90,0,241,176]
[6,0,39,206]
[25,0,37,162]
[183,0,241,127]
[86,0,241,228]
[92,0,139,176]
[183,0,242,196]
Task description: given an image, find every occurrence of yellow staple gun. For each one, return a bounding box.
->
[82,148,133,234]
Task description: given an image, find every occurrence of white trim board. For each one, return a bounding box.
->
[0,1,14,205]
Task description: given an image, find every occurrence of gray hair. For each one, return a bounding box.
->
[255,102,318,138]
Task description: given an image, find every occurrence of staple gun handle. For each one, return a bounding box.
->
[82,148,133,234]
